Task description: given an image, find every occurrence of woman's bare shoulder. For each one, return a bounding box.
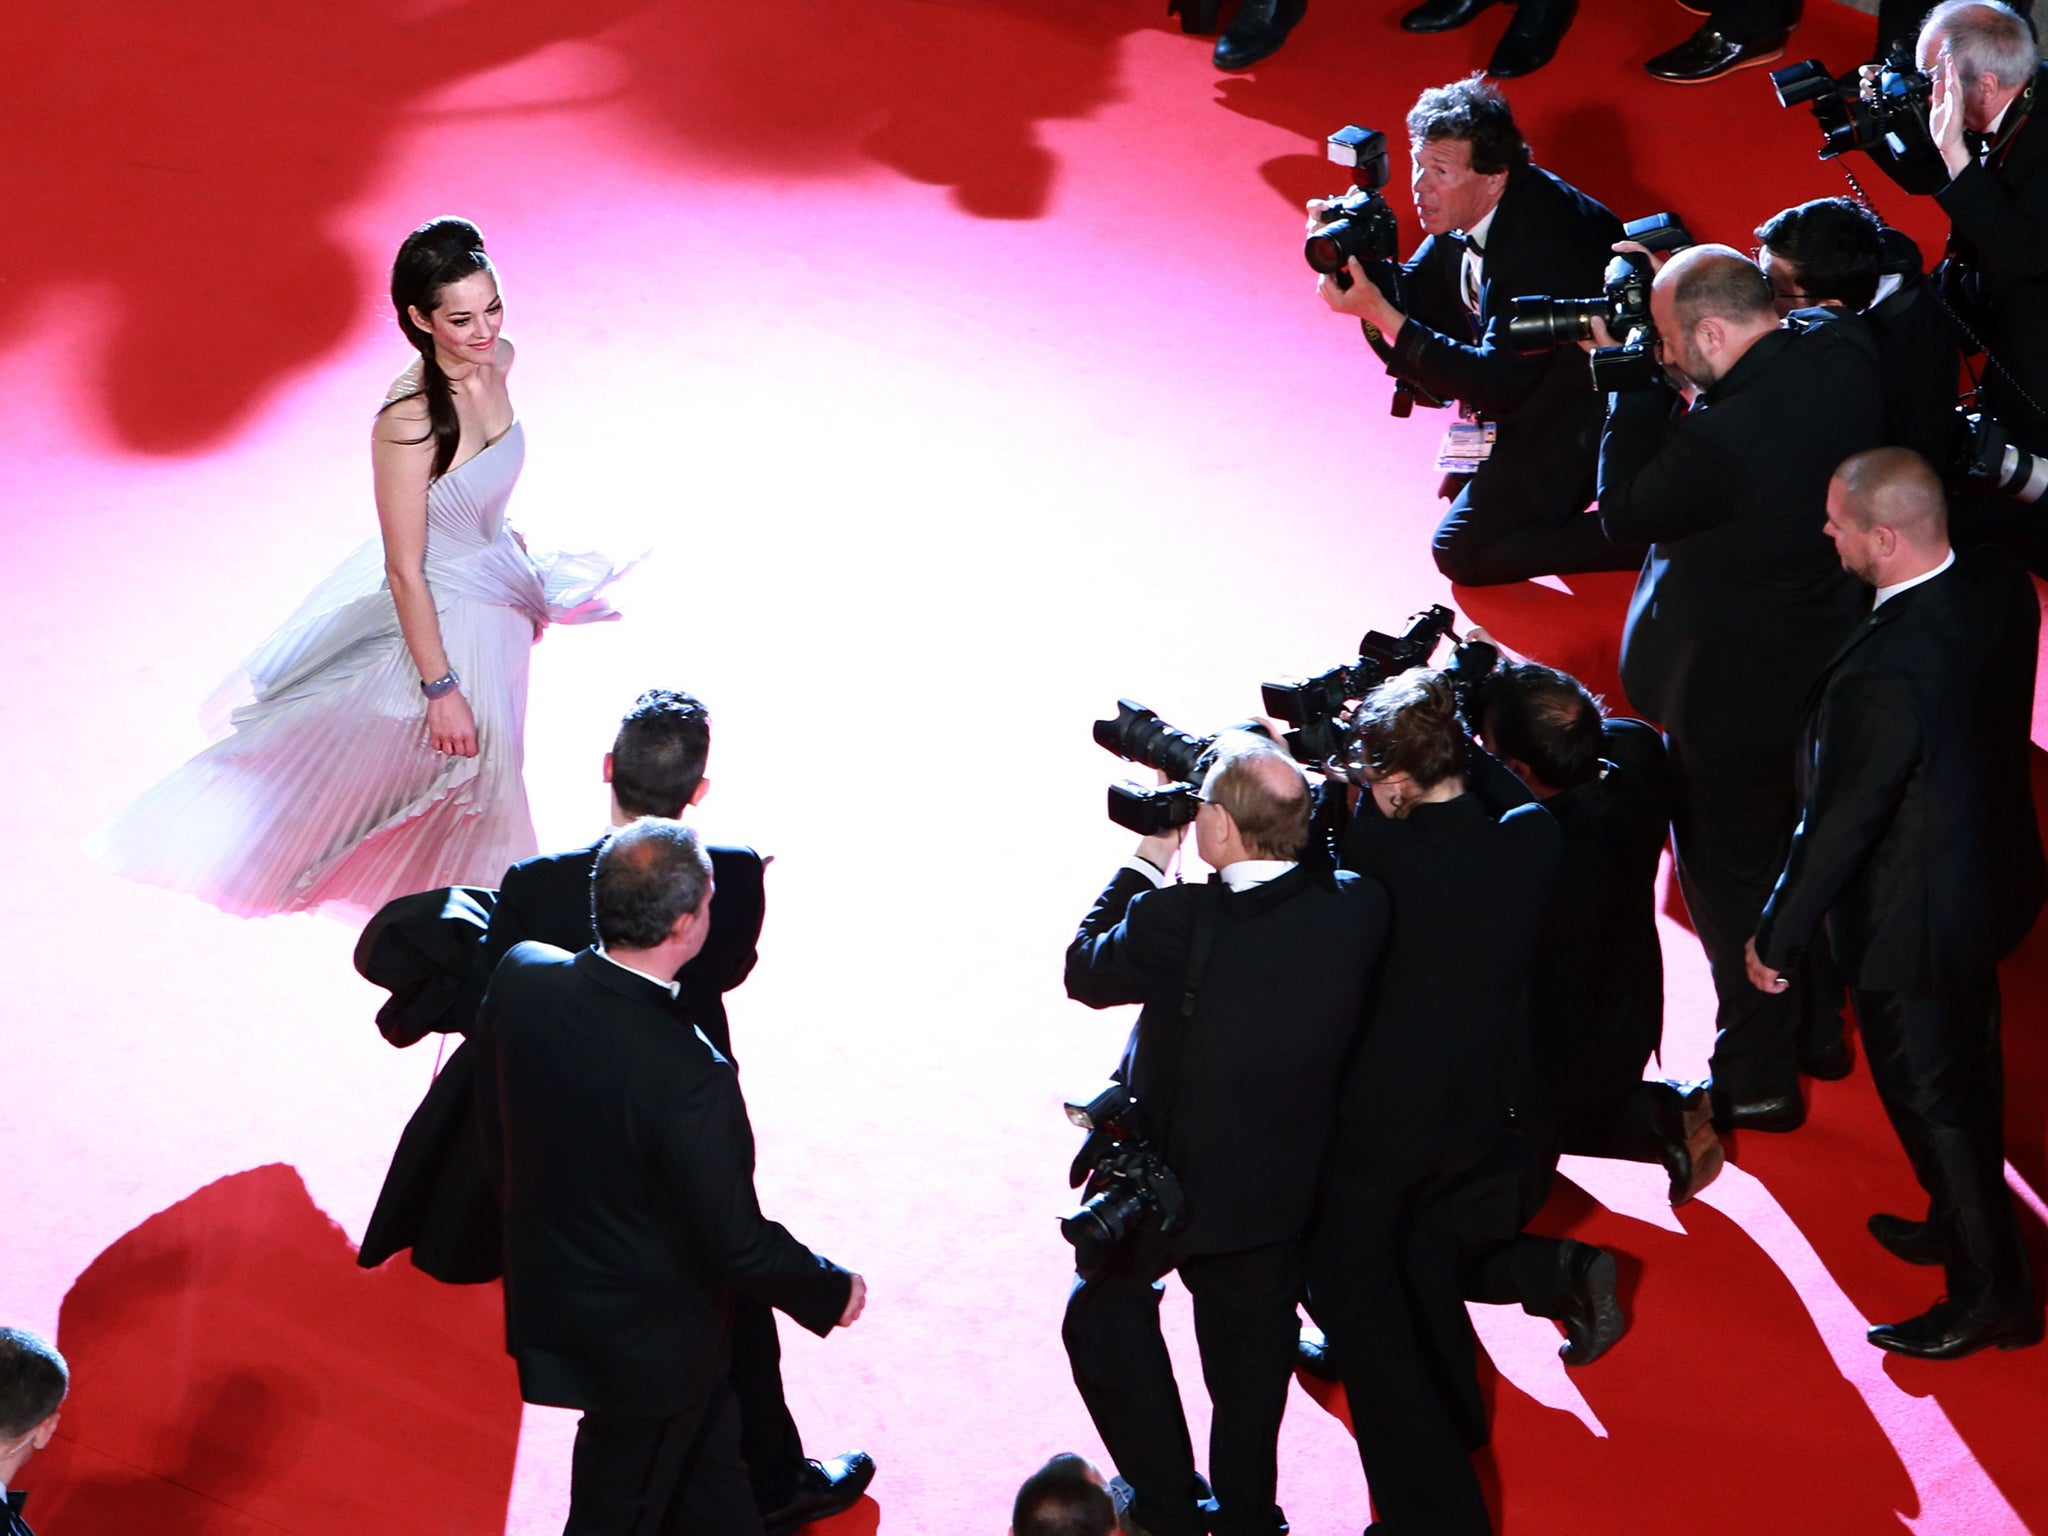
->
[494,336,516,372]
[374,360,430,439]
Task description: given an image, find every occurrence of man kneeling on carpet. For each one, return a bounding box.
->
[1062,734,1385,1536]
[0,1329,68,1536]
[475,820,867,1535]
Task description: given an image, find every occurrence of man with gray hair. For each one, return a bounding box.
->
[0,1328,68,1536]
[1062,733,1387,1536]
[1748,448,2045,1359]
[475,819,866,1535]
[1873,1,2048,556]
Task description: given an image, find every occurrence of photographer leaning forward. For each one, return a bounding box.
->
[1315,78,1642,588]
[1597,246,1883,1130]
[1306,671,1559,1536]
[1062,734,1386,1536]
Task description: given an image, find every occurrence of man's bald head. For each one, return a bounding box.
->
[1202,736,1311,860]
[1832,448,1949,546]
[1656,245,1778,334]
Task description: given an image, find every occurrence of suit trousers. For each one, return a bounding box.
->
[1430,461,1645,589]
[1062,1233,1301,1536]
[1855,982,2032,1307]
[1305,1155,1495,1536]
[567,1384,765,1536]
[730,1297,805,1502]
[1666,729,1811,1099]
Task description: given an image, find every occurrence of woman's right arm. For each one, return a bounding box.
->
[373,396,479,758]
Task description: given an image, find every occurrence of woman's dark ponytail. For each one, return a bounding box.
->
[384,216,493,481]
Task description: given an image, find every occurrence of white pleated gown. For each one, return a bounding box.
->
[89,422,626,919]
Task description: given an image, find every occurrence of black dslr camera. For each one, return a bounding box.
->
[1260,606,1460,768]
[1772,43,1932,161]
[1505,214,1693,393]
[1061,1082,1188,1277]
[1092,704,1271,835]
[1304,126,1400,291]
[1959,412,2048,503]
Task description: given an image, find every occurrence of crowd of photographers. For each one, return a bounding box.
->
[1059,7,2048,1533]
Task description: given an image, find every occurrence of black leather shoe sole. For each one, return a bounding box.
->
[1867,1212,1948,1267]
[1644,30,1786,83]
[1868,1309,2045,1360]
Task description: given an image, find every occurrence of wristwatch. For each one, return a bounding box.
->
[421,670,461,700]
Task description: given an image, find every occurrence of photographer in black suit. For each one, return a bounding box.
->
[1598,247,1883,1131]
[476,821,864,1535]
[1750,448,2046,1360]
[1870,2,2048,557]
[1754,198,1962,468]
[1309,670,1559,1536]
[1316,78,1639,588]
[0,1330,66,1536]
[1063,736,1385,1536]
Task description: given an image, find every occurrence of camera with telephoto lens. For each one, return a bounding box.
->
[1505,214,1692,393]
[1958,412,2048,503]
[1771,43,1932,161]
[1091,704,1273,835]
[1304,126,1400,292]
[1260,606,1460,768]
[1060,1082,1188,1277]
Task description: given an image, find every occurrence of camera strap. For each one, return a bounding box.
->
[1136,878,1229,1141]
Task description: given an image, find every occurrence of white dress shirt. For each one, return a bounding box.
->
[1873,548,1955,607]
[593,947,681,998]
[1123,856,1297,890]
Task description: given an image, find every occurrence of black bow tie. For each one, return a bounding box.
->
[1446,229,1485,255]
[5,1489,25,1512]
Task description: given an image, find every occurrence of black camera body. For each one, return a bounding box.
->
[1505,214,1692,393]
[1061,1082,1188,1277]
[1772,44,1931,161]
[1958,411,2048,503]
[1305,126,1400,291]
[1261,605,1460,767]
[1092,703,1272,835]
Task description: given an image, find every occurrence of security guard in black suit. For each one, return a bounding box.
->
[1599,247,1884,1130]
[1751,448,2046,1360]
[475,822,864,1535]
[0,1328,68,1536]
[1317,77,1640,588]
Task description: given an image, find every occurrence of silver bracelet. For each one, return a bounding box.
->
[421,670,461,700]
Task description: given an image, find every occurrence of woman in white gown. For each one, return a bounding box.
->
[90,217,627,919]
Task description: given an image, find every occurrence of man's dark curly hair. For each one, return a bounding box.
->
[1406,76,1530,175]
[1754,198,1884,313]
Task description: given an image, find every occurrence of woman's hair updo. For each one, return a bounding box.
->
[1350,668,1466,792]
[384,216,494,481]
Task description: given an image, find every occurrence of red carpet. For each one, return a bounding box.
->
[3,0,2044,1531]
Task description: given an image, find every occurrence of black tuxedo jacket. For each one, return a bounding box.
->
[1866,275,1962,468]
[1373,164,1622,514]
[1332,792,1560,1180]
[5,1489,32,1536]
[1065,863,1386,1256]
[475,944,851,1417]
[1601,311,1884,759]
[468,839,765,1059]
[1755,549,2047,991]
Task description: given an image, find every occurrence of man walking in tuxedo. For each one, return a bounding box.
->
[0,1328,68,1536]
[1063,736,1386,1536]
[1749,448,2046,1359]
[471,688,874,1532]
[476,820,866,1533]
[1317,77,1639,587]
[1599,247,1885,1131]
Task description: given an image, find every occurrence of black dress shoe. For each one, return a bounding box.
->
[1213,0,1305,66]
[1487,0,1576,75]
[760,1452,877,1536]
[1652,1083,1725,1205]
[1868,1295,2045,1360]
[1710,1086,1806,1133]
[1644,25,1787,82]
[1800,1035,1854,1081]
[1868,1211,1949,1267]
[1400,0,1499,31]
[1296,1324,1341,1381]
[1556,1242,1628,1366]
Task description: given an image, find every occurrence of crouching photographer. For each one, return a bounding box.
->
[1311,78,1641,587]
[1061,732,1386,1536]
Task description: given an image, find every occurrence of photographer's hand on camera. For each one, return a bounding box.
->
[1319,257,1406,342]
